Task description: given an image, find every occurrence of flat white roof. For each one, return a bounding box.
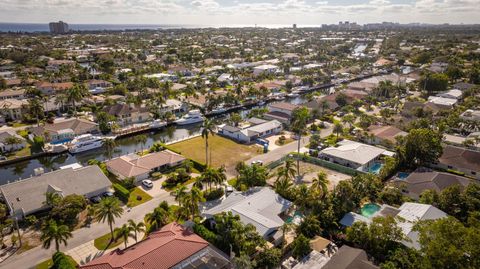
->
[321,140,386,165]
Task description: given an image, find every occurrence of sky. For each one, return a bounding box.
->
[1,0,480,26]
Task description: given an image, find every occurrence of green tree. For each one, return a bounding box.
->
[51,252,76,269]
[127,219,145,243]
[291,107,310,177]
[40,220,72,252]
[146,205,170,231]
[236,163,269,189]
[333,122,343,138]
[291,234,312,259]
[277,158,296,183]
[398,128,443,169]
[201,118,216,166]
[419,73,449,95]
[181,187,205,219]
[311,171,329,198]
[114,224,134,249]
[103,138,117,159]
[296,214,322,238]
[93,197,124,241]
[66,83,89,117]
[255,247,282,269]
[27,97,44,126]
[229,112,242,127]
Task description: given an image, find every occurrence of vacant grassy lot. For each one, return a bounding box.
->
[127,187,153,207]
[169,135,260,169]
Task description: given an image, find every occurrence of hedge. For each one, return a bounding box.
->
[193,224,218,245]
[113,183,130,201]
[204,188,224,201]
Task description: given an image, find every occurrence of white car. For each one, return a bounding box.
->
[142,179,153,188]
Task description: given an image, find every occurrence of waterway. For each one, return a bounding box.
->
[0,91,316,184]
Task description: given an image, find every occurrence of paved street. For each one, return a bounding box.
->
[1,191,176,269]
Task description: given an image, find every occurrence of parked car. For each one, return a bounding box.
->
[142,179,153,188]
[102,191,114,198]
[90,196,102,203]
[252,160,264,166]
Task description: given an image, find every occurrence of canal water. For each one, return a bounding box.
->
[0,94,313,184]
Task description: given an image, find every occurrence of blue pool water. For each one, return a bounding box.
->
[50,138,72,145]
[286,211,304,224]
[361,203,381,218]
[369,162,383,174]
[397,172,410,180]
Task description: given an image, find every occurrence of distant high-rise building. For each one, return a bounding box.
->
[49,21,69,34]
[293,24,297,29]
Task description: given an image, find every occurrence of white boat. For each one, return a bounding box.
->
[210,106,227,115]
[150,119,167,129]
[287,91,300,97]
[257,101,266,106]
[68,134,104,154]
[174,110,205,125]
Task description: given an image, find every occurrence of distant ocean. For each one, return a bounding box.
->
[0,23,315,33]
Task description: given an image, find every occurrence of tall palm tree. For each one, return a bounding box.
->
[312,171,329,198]
[27,97,44,126]
[127,219,145,243]
[173,185,188,207]
[182,187,205,219]
[201,118,216,166]
[66,83,89,117]
[44,192,62,207]
[333,122,343,139]
[146,206,169,231]
[277,158,297,182]
[40,220,72,252]
[114,224,134,249]
[291,107,310,177]
[94,197,124,241]
[103,138,116,159]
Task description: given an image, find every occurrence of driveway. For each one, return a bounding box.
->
[137,178,166,198]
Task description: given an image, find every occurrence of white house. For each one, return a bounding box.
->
[253,64,279,76]
[427,96,458,108]
[319,140,393,172]
[202,187,292,244]
[0,130,26,153]
[437,89,462,100]
[219,119,283,143]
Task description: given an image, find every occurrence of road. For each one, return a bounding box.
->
[1,192,176,269]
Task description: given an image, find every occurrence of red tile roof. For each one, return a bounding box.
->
[81,222,209,269]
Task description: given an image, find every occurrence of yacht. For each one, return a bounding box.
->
[174,110,205,125]
[68,134,104,154]
[150,119,167,129]
[210,105,227,115]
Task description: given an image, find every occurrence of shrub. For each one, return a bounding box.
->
[204,188,224,201]
[33,136,44,146]
[193,224,218,245]
[113,183,130,201]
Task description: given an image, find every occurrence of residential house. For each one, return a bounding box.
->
[264,102,298,124]
[0,89,25,100]
[157,99,187,116]
[283,237,338,269]
[202,187,292,244]
[106,150,186,181]
[452,82,476,92]
[253,64,278,76]
[319,140,394,172]
[393,169,473,200]
[340,202,447,249]
[0,130,26,152]
[460,109,480,123]
[46,60,75,72]
[321,245,378,269]
[0,165,111,219]
[36,82,74,95]
[427,96,458,109]
[433,145,480,179]
[0,99,28,121]
[29,118,98,143]
[80,222,231,269]
[437,89,462,100]
[104,103,151,126]
[86,79,112,94]
[366,125,407,146]
[219,119,283,144]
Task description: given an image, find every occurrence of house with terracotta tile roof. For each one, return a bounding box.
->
[106,150,186,181]
[80,222,231,269]
[366,125,407,146]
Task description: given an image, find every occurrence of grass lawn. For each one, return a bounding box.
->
[36,255,77,269]
[94,232,124,250]
[11,122,28,128]
[6,143,32,160]
[127,187,153,207]
[169,135,260,169]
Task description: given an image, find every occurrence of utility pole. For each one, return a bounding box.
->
[10,203,22,247]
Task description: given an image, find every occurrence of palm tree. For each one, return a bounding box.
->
[44,192,62,207]
[103,138,116,159]
[291,107,310,177]
[94,197,124,241]
[280,222,294,247]
[27,97,44,126]
[333,122,343,139]
[311,171,329,198]
[182,187,205,219]
[146,206,169,231]
[173,185,188,207]
[201,118,216,166]
[277,158,297,182]
[127,219,145,243]
[66,83,89,117]
[40,220,72,252]
[114,224,134,249]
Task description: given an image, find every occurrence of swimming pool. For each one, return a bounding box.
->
[397,172,410,180]
[50,138,72,145]
[286,211,304,225]
[369,162,383,174]
[361,203,381,218]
